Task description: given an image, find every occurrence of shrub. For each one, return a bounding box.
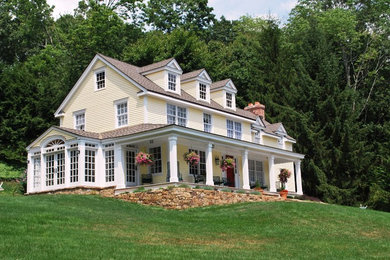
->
[250,191,261,196]
[167,185,176,190]
[202,186,214,190]
[193,185,201,189]
[133,187,146,193]
[367,184,390,212]
[235,190,246,194]
[221,188,232,192]
[178,184,190,188]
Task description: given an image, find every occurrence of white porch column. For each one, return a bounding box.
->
[40,148,45,191]
[168,136,178,182]
[64,144,70,188]
[96,143,105,187]
[205,142,214,186]
[27,152,34,193]
[242,149,250,189]
[114,144,125,189]
[78,140,85,186]
[268,155,276,192]
[295,160,303,195]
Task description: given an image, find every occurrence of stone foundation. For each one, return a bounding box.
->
[116,187,283,209]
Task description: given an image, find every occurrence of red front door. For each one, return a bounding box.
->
[226,156,235,187]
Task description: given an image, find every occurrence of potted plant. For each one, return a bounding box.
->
[253,180,263,192]
[220,157,235,171]
[135,152,153,166]
[184,151,200,166]
[278,168,291,199]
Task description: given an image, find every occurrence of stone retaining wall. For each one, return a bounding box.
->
[117,187,283,209]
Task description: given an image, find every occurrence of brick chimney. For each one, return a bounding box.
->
[244,101,265,119]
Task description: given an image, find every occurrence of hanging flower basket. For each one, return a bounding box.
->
[184,151,200,166]
[220,158,235,171]
[135,152,153,166]
[278,168,291,197]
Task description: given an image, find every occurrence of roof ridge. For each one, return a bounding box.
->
[139,57,176,73]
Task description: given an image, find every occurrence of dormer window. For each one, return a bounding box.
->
[95,70,105,90]
[199,83,207,100]
[168,73,176,91]
[73,110,86,130]
[226,93,233,108]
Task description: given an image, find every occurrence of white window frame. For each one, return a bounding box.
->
[85,149,96,183]
[149,146,162,175]
[224,90,236,110]
[199,83,207,100]
[105,149,115,182]
[203,113,212,133]
[166,104,187,127]
[73,110,86,130]
[226,92,233,108]
[226,119,242,139]
[114,99,128,128]
[95,69,106,91]
[249,160,264,185]
[168,73,177,92]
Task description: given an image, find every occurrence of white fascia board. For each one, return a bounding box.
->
[54,55,148,117]
[26,126,80,150]
[109,125,304,160]
[138,91,255,123]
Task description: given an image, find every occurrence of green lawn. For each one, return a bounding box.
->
[0,194,389,259]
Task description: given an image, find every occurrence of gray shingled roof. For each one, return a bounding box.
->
[98,54,256,120]
[211,79,231,90]
[57,124,168,140]
[180,69,205,81]
[139,58,175,73]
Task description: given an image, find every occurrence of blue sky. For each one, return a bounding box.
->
[47,0,297,23]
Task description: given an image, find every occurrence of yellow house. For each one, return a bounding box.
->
[26,54,304,195]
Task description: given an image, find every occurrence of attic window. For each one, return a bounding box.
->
[168,73,176,91]
[199,83,207,100]
[95,70,105,90]
[226,93,232,108]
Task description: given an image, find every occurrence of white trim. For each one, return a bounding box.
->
[210,79,237,94]
[143,96,148,123]
[54,55,148,117]
[166,71,181,95]
[138,91,255,123]
[94,67,106,91]
[203,112,213,133]
[197,82,210,103]
[73,109,86,130]
[114,98,129,128]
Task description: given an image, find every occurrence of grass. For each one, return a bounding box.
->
[0,194,389,259]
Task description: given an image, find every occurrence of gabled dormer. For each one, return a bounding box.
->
[141,58,183,95]
[181,69,212,103]
[210,79,237,110]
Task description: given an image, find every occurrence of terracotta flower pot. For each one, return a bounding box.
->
[254,187,263,193]
[280,190,288,200]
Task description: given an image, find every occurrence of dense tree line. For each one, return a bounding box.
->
[0,0,389,210]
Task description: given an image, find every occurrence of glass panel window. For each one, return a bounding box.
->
[96,71,105,90]
[227,120,234,138]
[226,92,232,108]
[70,150,79,183]
[249,160,264,185]
[249,160,256,182]
[85,150,95,182]
[189,149,206,176]
[149,147,162,174]
[234,122,242,140]
[57,152,65,185]
[33,158,41,188]
[45,154,55,186]
[199,83,207,100]
[177,107,187,126]
[203,113,212,132]
[75,113,85,130]
[167,104,186,126]
[167,104,176,124]
[105,150,115,182]
[117,102,128,127]
[168,73,176,91]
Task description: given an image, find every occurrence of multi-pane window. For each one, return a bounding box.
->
[226,92,232,108]
[70,150,78,183]
[116,102,128,127]
[85,150,95,182]
[199,83,207,100]
[203,113,212,132]
[105,150,114,182]
[254,131,261,143]
[56,152,65,185]
[249,160,264,185]
[226,120,242,139]
[166,104,187,126]
[75,113,85,130]
[149,147,162,174]
[33,158,41,188]
[96,71,105,90]
[234,122,242,140]
[189,149,206,176]
[227,120,234,138]
[46,154,55,186]
[168,73,176,91]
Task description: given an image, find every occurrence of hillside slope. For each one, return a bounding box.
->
[0,195,389,259]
